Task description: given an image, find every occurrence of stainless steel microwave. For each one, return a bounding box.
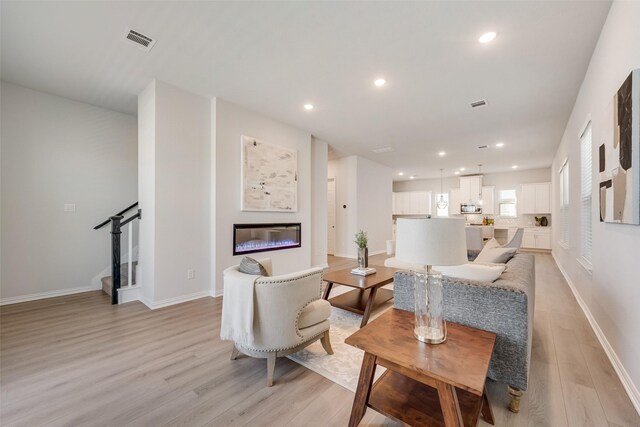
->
[460,203,482,214]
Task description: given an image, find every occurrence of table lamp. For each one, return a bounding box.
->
[395,218,467,344]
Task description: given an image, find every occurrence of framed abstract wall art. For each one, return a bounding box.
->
[599,69,640,224]
[241,135,298,212]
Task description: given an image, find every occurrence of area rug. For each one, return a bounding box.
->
[287,286,392,392]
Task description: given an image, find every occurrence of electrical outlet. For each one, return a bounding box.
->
[64,203,76,212]
[187,269,195,280]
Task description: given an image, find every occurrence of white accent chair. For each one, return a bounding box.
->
[222,259,333,386]
[503,228,524,249]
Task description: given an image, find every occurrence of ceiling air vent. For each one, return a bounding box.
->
[470,99,488,108]
[123,28,156,52]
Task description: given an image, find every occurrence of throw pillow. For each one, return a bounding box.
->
[434,263,506,283]
[239,257,268,276]
[474,246,518,264]
[484,237,501,249]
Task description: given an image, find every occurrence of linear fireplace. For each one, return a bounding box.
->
[233,223,301,256]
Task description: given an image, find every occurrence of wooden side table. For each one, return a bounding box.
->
[345,309,496,427]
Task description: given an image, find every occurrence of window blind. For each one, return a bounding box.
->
[580,124,592,262]
[560,161,570,245]
[499,189,517,217]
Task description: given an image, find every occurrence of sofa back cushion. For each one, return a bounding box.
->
[434,263,506,283]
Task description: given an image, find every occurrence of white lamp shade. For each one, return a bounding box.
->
[395,218,467,266]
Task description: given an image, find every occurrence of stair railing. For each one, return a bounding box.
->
[94,203,141,304]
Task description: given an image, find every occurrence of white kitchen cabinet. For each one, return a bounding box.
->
[520,185,536,214]
[417,193,430,215]
[521,183,551,214]
[459,177,471,203]
[481,226,494,240]
[522,232,536,249]
[392,191,431,215]
[481,186,495,215]
[393,192,408,215]
[459,176,483,204]
[535,183,550,213]
[522,227,551,250]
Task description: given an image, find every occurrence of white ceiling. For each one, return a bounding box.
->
[1,1,611,179]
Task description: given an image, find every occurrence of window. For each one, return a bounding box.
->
[499,189,517,217]
[580,124,592,262]
[435,193,449,217]
[559,160,570,246]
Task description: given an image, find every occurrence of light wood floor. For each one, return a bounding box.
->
[1,253,638,426]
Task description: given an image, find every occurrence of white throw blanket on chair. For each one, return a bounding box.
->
[220,268,259,348]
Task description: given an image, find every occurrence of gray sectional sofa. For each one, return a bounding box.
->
[391,252,535,413]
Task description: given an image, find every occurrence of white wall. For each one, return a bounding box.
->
[1,82,137,302]
[310,137,329,267]
[328,157,358,257]
[137,81,156,304]
[213,98,315,294]
[138,80,211,307]
[551,0,640,410]
[328,156,393,258]
[356,157,393,254]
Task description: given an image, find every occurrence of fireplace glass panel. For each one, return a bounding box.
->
[233,223,301,255]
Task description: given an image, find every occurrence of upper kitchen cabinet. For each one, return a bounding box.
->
[458,175,483,204]
[481,186,495,215]
[393,191,431,215]
[520,183,551,214]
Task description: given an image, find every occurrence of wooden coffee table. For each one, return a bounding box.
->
[345,308,496,427]
[322,266,397,328]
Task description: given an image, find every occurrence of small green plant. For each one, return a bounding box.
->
[354,230,368,249]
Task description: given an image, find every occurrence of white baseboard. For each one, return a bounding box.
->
[210,289,223,298]
[140,290,212,310]
[551,251,640,415]
[332,253,355,259]
[117,285,141,304]
[0,285,101,306]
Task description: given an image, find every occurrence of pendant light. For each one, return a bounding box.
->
[477,164,484,206]
[437,169,448,210]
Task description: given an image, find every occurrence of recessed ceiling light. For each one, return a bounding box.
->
[460,167,466,171]
[374,78,386,87]
[512,165,518,169]
[479,32,497,44]
[398,172,404,176]
[438,151,446,156]
[455,171,460,175]
[410,175,415,180]
[303,104,314,111]
[496,142,504,147]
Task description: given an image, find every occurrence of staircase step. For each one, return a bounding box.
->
[101,262,137,296]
